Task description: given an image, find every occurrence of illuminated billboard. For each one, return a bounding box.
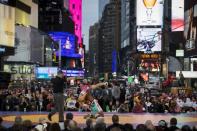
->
[171,0,184,31]
[62,69,84,77]
[68,0,82,46]
[0,3,15,47]
[49,32,81,58]
[35,67,58,79]
[137,28,162,52]
[137,0,163,26]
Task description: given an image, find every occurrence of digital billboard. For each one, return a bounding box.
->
[68,0,82,46]
[171,0,184,31]
[137,28,162,52]
[35,67,58,79]
[62,69,84,77]
[0,3,15,47]
[49,32,81,58]
[137,0,163,26]
[139,59,160,72]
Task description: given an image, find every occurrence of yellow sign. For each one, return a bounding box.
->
[0,4,15,47]
[141,54,160,59]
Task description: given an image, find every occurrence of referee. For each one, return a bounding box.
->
[48,70,65,123]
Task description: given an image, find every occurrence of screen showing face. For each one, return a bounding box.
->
[49,32,81,58]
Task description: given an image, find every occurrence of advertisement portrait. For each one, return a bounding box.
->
[137,0,163,26]
[49,32,82,58]
[171,0,184,31]
[0,3,15,47]
[137,28,162,52]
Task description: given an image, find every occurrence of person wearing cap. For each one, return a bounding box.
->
[78,79,108,118]
[48,70,65,124]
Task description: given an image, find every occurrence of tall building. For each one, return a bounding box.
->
[0,0,39,70]
[89,22,99,77]
[98,0,121,75]
[120,0,137,75]
[98,0,109,20]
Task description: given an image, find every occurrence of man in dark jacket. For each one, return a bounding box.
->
[48,70,65,123]
[106,114,124,131]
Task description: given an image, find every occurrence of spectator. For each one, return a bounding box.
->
[66,112,74,120]
[67,120,78,131]
[169,117,179,131]
[83,118,93,131]
[136,124,147,131]
[124,123,134,131]
[181,125,192,131]
[49,123,61,131]
[0,117,6,131]
[156,120,168,131]
[106,114,124,131]
[145,120,156,131]
[94,117,106,131]
[22,120,33,130]
[8,116,23,131]
[34,117,48,131]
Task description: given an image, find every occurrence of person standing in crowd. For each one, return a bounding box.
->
[48,70,65,124]
[179,71,185,87]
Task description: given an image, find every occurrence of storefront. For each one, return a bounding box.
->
[3,62,36,80]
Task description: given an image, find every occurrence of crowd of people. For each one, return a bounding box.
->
[0,79,197,113]
[0,113,197,131]
[0,77,197,130]
[0,79,196,113]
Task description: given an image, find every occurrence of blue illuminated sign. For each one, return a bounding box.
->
[62,69,84,77]
[35,67,58,79]
[112,50,117,73]
[49,32,81,58]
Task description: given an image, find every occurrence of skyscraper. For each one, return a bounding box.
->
[98,0,109,20]
[99,0,121,74]
[89,22,99,77]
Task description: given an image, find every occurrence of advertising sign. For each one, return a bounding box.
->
[62,69,84,77]
[49,32,81,58]
[171,0,184,31]
[3,64,35,80]
[137,0,163,26]
[35,67,58,79]
[176,50,184,57]
[0,3,15,47]
[137,28,162,52]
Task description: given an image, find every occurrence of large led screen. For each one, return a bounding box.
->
[49,32,81,58]
[137,0,163,26]
[35,67,58,79]
[0,3,15,47]
[137,28,162,52]
[171,0,184,31]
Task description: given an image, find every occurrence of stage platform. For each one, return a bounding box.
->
[0,112,197,128]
